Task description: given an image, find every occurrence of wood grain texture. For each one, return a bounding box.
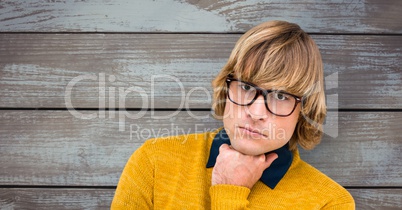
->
[0,188,401,209]
[0,188,113,210]
[349,189,402,210]
[0,110,401,186]
[0,0,401,33]
[0,34,400,109]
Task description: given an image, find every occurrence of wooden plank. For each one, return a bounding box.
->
[0,188,113,210]
[0,110,401,186]
[0,34,401,109]
[300,112,402,187]
[0,188,401,209]
[0,0,401,33]
[349,189,402,210]
[0,110,222,186]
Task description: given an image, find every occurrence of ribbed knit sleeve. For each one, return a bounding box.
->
[111,141,154,210]
[210,184,251,210]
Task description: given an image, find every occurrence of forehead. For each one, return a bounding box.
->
[237,76,290,92]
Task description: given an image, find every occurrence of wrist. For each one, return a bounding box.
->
[210,184,250,209]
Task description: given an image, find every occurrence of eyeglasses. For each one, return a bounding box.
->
[226,76,302,117]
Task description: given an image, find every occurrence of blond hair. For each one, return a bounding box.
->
[212,20,326,151]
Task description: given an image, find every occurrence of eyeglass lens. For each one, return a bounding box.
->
[227,80,297,116]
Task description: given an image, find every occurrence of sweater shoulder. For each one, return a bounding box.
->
[145,129,218,147]
[295,159,349,191]
[138,128,220,157]
[287,152,355,206]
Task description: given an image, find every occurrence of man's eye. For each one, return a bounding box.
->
[274,92,288,101]
[241,84,252,91]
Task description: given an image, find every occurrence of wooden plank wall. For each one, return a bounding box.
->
[0,0,401,209]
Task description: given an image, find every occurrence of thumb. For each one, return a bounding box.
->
[263,152,278,169]
[219,144,230,153]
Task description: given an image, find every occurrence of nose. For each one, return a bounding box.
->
[246,95,269,121]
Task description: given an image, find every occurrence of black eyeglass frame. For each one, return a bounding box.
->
[225,76,302,117]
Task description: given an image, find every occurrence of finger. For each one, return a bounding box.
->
[263,153,278,169]
[219,144,230,153]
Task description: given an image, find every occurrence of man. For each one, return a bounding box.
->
[112,20,355,209]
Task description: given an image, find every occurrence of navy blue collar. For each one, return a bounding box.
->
[206,129,293,189]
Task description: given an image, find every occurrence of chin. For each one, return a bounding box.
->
[232,142,269,156]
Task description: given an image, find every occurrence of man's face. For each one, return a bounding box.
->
[222,90,301,155]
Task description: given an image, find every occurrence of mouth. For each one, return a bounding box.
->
[238,126,267,138]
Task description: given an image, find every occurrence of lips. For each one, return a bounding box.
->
[238,126,267,138]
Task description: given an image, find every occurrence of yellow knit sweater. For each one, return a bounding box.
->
[111,129,354,209]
